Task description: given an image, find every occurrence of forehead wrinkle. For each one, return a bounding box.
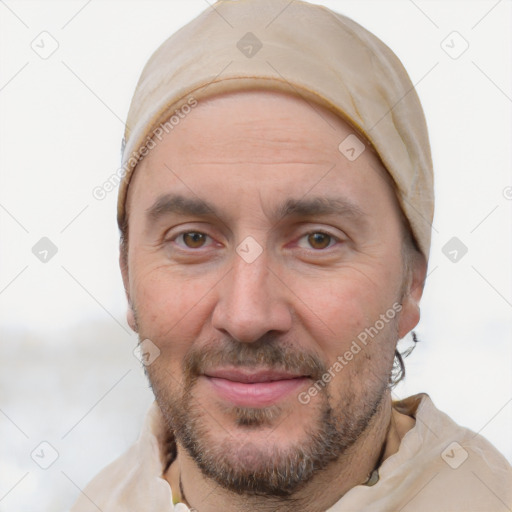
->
[175,123,338,165]
[177,159,336,167]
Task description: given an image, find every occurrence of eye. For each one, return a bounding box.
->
[174,231,212,249]
[298,232,337,250]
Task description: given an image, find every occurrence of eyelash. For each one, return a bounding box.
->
[171,232,217,249]
[296,231,339,250]
[168,230,342,251]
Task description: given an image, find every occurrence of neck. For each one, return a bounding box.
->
[165,393,414,511]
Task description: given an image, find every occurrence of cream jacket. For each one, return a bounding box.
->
[70,394,512,511]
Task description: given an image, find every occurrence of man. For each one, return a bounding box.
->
[71,0,512,510]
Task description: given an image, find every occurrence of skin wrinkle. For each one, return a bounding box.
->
[144,194,371,254]
[121,90,426,512]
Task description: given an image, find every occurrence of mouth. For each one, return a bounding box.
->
[202,368,310,408]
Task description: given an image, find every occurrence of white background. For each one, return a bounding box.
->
[0,1,511,510]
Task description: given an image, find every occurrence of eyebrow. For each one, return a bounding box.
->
[146,194,216,222]
[145,193,366,226]
[274,197,366,221]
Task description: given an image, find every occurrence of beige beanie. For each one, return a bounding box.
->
[118,0,434,258]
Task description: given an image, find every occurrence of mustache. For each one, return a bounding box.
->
[183,335,328,382]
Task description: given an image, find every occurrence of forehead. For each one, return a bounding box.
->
[126,90,397,220]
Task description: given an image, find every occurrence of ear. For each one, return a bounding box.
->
[398,251,427,339]
[119,250,138,333]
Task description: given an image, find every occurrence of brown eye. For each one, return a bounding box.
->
[182,232,207,248]
[307,232,332,249]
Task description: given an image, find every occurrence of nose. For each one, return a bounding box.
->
[211,251,292,343]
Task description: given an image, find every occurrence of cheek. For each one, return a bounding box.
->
[297,276,370,351]
[131,265,216,350]
[297,268,401,362]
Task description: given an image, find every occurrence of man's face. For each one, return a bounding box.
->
[122,91,421,495]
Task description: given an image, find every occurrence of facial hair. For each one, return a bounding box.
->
[145,334,391,497]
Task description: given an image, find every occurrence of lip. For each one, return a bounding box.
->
[202,368,310,408]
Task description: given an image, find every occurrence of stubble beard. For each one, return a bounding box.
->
[146,335,392,498]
